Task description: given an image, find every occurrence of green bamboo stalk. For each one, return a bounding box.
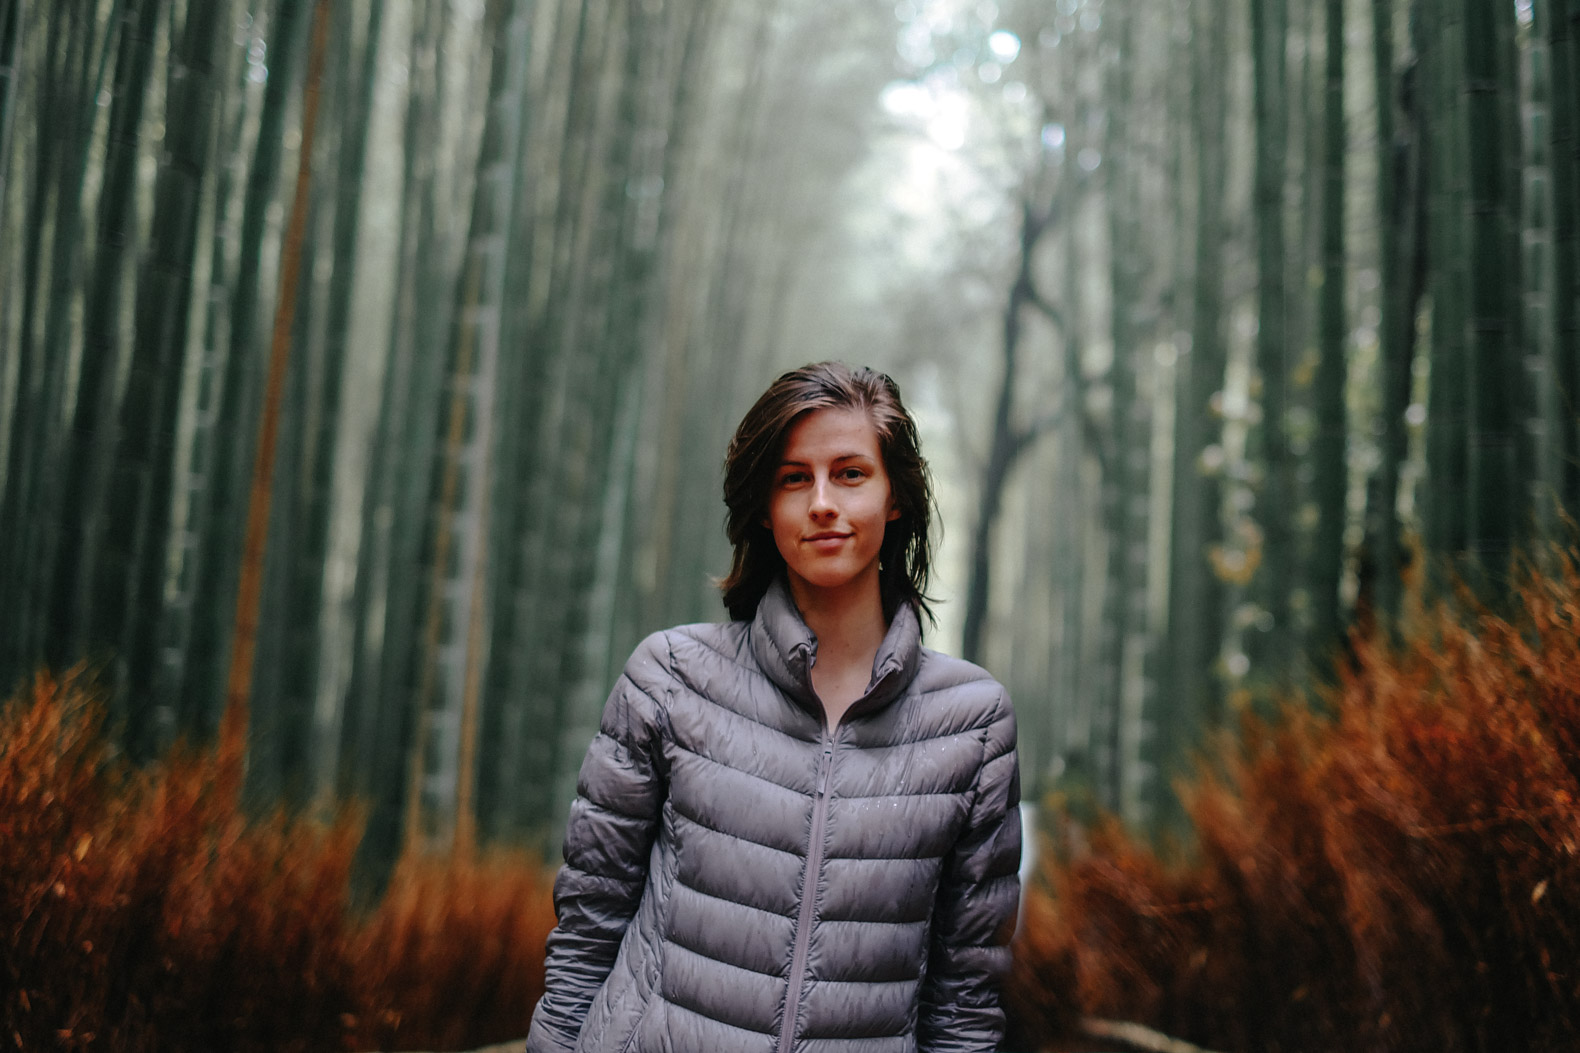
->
[1167,0,1230,737]
[1146,0,1198,829]
[477,0,552,842]
[398,0,519,852]
[514,0,610,822]
[0,3,72,688]
[179,0,310,731]
[1552,0,1580,515]
[93,0,229,758]
[1364,0,1413,627]
[28,0,122,640]
[165,0,256,736]
[219,0,333,810]
[1526,0,1559,539]
[0,0,24,241]
[601,0,721,671]
[48,0,166,672]
[0,1,20,510]
[549,0,662,831]
[1462,0,1521,585]
[505,0,612,846]
[1252,0,1292,665]
[257,0,360,808]
[341,0,447,879]
[296,0,383,807]
[248,211,316,805]
[16,0,128,676]
[1309,0,1348,656]
[1100,0,1147,819]
[368,6,467,869]
[1494,0,1529,503]
[1425,0,1470,560]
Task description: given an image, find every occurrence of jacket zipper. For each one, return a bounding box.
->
[778,736,834,1053]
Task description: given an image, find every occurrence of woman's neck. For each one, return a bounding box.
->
[787,573,889,729]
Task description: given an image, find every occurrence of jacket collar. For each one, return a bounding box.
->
[748,575,922,724]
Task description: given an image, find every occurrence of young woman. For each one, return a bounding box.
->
[525,362,1021,1053]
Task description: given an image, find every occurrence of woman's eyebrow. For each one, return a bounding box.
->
[780,451,874,466]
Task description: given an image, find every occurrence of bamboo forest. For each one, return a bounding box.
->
[3,0,1580,1049]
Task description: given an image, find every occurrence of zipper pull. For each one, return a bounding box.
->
[818,744,832,796]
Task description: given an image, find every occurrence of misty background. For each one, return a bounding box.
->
[0,0,1558,885]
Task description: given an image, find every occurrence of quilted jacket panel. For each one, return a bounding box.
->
[525,578,1020,1053]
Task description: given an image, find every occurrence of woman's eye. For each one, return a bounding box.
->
[840,467,866,481]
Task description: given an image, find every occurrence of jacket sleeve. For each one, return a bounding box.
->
[917,691,1021,1053]
[525,642,669,1053]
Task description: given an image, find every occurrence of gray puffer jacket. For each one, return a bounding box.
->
[525,577,1021,1053]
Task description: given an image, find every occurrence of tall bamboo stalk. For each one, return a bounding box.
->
[1551,0,1580,515]
[48,0,166,671]
[220,0,333,807]
[1424,0,1470,561]
[0,0,23,242]
[1363,0,1413,628]
[0,3,74,688]
[181,0,310,732]
[1462,0,1521,584]
[300,0,383,805]
[402,0,523,854]
[165,0,256,736]
[26,2,127,671]
[342,0,449,878]
[1251,0,1292,667]
[93,0,229,758]
[1309,0,1348,656]
[1167,0,1230,737]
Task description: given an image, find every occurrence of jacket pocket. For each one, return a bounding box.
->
[616,1010,642,1053]
[615,990,661,1053]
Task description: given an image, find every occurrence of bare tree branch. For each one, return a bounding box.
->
[1025,284,1065,332]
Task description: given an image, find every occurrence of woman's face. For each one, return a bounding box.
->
[767,407,899,603]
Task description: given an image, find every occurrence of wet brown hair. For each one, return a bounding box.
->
[720,361,936,623]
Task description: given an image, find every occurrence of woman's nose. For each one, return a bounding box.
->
[809,476,837,516]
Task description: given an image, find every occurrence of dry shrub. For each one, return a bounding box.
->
[0,674,557,1052]
[0,673,360,1051]
[350,846,554,1051]
[1011,556,1580,1053]
[1003,857,1081,1048]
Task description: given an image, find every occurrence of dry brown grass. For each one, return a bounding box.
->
[351,846,553,1051]
[1007,555,1580,1052]
[0,674,554,1052]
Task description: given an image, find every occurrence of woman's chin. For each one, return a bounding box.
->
[788,561,880,596]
